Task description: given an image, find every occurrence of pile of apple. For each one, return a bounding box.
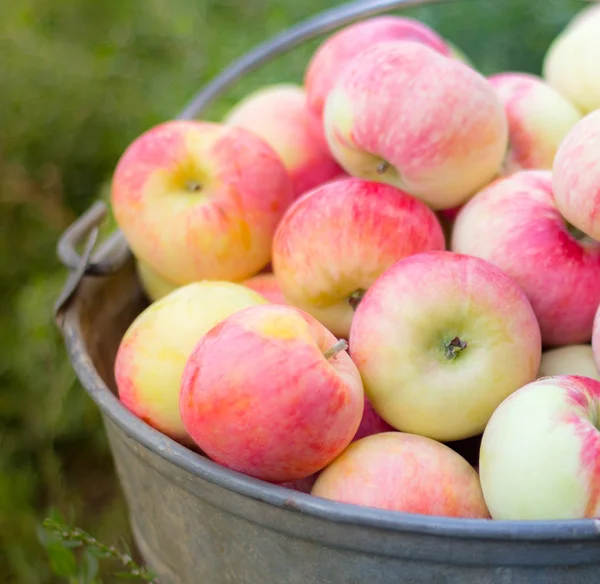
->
[110,6,600,522]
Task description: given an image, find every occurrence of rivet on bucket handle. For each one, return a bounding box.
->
[54,200,131,322]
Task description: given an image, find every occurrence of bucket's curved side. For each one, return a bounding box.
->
[104,415,600,584]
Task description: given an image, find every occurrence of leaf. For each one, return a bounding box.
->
[82,548,99,584]
[46,541,77,577]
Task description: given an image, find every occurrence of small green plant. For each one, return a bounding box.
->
[39,514,158,583]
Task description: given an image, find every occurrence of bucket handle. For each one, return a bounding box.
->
[54,200,131,320]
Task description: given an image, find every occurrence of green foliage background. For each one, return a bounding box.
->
[0,0,590,581]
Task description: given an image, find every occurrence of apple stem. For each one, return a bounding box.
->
[348,288,366,311]
[444,336,468,360]
[186,179,203,192]
[376,161,390,175]
[323,339,349,360]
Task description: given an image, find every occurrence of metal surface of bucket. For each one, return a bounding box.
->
[56,1,600,582]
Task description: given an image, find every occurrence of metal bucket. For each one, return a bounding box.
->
[55,1,600,582]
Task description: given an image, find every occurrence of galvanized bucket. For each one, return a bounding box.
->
[55,1,600,582]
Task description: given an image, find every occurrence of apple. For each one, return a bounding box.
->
[136,259,178,302]
[304,16,451,119]
[111,120,294,286]
[311,432,490,518]
[242,273,288,305]
[479,375,600,520]
[488,72,582,174]
[452,170,600,346]
[179,304,365,483]
[224,83,342,198]
[349,250,541,442]
[592,303,600,373]
[352,396,395,443]
[553,110,600,242]
[323,41,508,210]
[543,7,600,115]
[114,282,268,443]
[271,178,445,338]
[539,345,600,380]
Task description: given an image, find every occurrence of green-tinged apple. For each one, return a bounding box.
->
[311,432,490,518]
[111,120,294,285]
[553,110,600,242]
[539,345,600,380]
[323,41,508,210]
[543,6,600,114]
[114,282,268,443]
[272,178,445,338]
[452,170,600,346]
[488,72,582,174]
[136,259,178,302]
[479,375,600,520]
[242,273,288,305]
[349,251,541,442]
[224,84,342,198]
[304,16,451,119]
[179,304,364,483]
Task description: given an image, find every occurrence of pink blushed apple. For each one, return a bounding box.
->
[452,170,600,346]
[349,251,541,442]
[311,432,490,518]
[479,375,600,520]
[241,273,288,305]
[553,110,600,242]
[111,120,294,285]
[224,84,342,198]
[351,396,395,443]
[272,178,445,338]
[323,41,508,210]
[304,16,451,119]
[114,282,268,443]
[488,72,582,174]
[179,304,365,483]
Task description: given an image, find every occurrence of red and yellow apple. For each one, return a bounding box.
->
[114,282,268,443]
[179,304,365,483]
[553,110,600,242]
[272,178,445,338]
[488,72,582,174]
[224,84,342,198]
[111,120,294,285]
[242,273,288,305]
[479,375,600,519]
[538,345,600,380]
[323,41,508,210]
[311,432,490,518]
[349,251,541,442]
[452,170,600,346]
[304,16,451,119]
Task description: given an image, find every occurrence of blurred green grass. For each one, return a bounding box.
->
[0,0,589,581]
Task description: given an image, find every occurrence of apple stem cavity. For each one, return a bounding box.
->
[565,221,588,242]
[444,336,468,360]
[376,160,390,175]
[348,288,366,311]
[323,339,349,360]
[186,179,203,193]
